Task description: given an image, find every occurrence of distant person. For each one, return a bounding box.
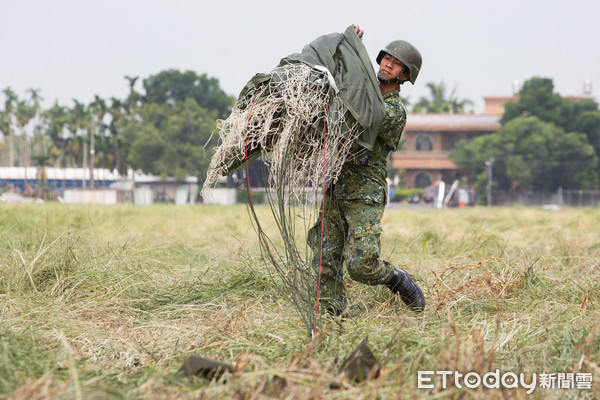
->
[457,176,469,207]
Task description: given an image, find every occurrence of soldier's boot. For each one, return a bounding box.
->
[385,268,425,312]
[314,277,346,318]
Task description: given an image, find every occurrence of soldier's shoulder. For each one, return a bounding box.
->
[384,94,406,119]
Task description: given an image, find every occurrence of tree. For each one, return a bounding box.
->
[1,87,17,166]
[450,116,598,192]
[123,98,218,180]
[0,69,230,184]
[27,88,46,165]
[15,99,36,167]
[500,77,599,133]
[0,112,10,165]
[142,70,234,119]
[124,75,141,115]
[574,110,600,163]
[27,88,43,109]
[412,81,473,114]
[108,97,126,174]
[501,78,561,125]
[44,101,69,167]
[89,95,109,188]
[69,100,91,171]
[451,77,600,194]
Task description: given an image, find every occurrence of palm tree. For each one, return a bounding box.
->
[15,99,36,167]
[124,75,140,115]
[108,97,125,174]
[70,99,90,187]
[2,87,17,166]
[44,101,68,167]
[89,95,108,188]
[13,99,35,192]
[64,105,80,168]
[412,81,473,114]
[447,89,473,114]
[0,112,10,165]
[27,88,45,160]
[27,88,43,108]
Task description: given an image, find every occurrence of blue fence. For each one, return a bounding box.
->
[1,178,116,193]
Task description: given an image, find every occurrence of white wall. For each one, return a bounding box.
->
[202,188,237,205]
[63,190,118,205]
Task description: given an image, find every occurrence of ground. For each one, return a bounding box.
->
[0,203,599,399]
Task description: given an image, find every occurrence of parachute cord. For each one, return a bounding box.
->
[244,90,296,286]
[244,91,260,207]
[244,89,329,338]
[314,100,329,337]
[244,90,279,268]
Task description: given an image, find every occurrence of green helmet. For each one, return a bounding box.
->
[376,40,422,84]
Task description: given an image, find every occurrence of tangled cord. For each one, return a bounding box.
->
[202,63,365,336]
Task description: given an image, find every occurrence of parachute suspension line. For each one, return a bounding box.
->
[202,63,366,337]
[314,100,328,337]
[244,88,283,273]
[243,89,301,298]
[244,89,261,207]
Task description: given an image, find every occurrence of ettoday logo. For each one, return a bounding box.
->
[418,370,593,394]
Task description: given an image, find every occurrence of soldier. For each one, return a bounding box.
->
[308,26,426,316]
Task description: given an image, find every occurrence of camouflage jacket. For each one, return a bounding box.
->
[331,87,406,204]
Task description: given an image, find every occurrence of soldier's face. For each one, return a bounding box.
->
[379,53,408,81]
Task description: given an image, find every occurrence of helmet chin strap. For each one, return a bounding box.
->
[377,71,401,85]
[377,66,408,86]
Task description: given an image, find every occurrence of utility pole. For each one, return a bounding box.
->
[485,158,495,207]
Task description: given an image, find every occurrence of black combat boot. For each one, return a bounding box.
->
[385,268,425,312]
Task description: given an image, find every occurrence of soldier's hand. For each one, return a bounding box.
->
[353,25,364,38]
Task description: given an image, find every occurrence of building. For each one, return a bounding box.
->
[393,93,596,189]
[392,96,512,189]
[0,166,119,193]
[0,167,198,205]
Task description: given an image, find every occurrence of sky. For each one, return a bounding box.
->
[1,0,598,114]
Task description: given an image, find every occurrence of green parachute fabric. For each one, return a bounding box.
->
[238,25,385,152]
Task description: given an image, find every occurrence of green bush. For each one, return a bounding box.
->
[391,188,423,202]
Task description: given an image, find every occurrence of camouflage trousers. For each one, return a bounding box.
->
[307,196,396,310]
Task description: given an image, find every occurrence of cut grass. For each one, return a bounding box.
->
[0,203,599,399]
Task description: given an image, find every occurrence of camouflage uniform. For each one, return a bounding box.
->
[308,87,407,310]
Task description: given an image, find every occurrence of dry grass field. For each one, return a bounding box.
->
[1,203,599,399]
